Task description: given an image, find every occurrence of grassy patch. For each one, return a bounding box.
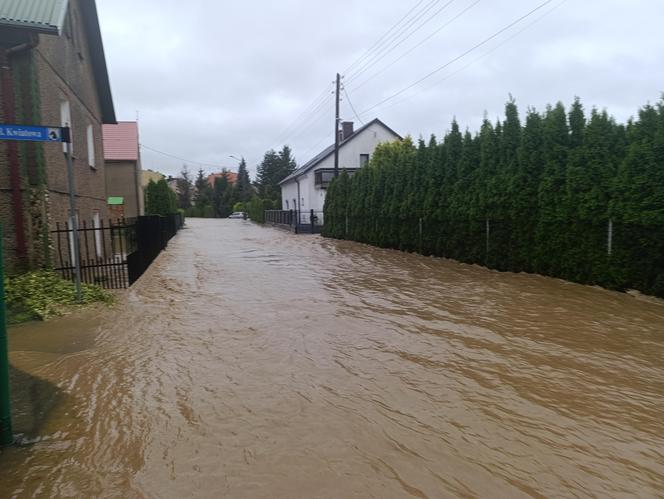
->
[4,271,114,324]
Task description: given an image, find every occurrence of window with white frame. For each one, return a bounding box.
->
[60,100,72,154]
[87,124,95,168]
[360,153,370,167]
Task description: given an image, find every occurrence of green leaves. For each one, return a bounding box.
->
[5,271,113,323]
[322,96,664,298]
[145,179,177,216]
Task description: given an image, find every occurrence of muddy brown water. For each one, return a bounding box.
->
[1,218,663,498]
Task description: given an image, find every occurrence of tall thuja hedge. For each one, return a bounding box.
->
[323,97,664,298]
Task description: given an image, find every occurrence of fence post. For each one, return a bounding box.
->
[310,209,315,234]
[485,218,490,265]
[607,219,613,256]
[345,214,349,236]
[419,217,423,254]
[0,226,13,446]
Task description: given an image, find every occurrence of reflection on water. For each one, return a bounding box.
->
[1,218,663,498]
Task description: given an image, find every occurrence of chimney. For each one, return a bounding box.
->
[341,121,354,140]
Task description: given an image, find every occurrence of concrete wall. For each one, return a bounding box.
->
[281,121,399,212]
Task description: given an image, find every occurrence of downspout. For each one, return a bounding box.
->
[295,178,301,233]
[0,38,38,266]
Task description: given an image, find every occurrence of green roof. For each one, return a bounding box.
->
[107,196,124,206]
[0,0,69,34]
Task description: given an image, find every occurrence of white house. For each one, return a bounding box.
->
[280,119,401,213]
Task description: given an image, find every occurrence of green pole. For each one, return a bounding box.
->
[0,225,13,446]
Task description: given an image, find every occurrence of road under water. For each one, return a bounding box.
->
[1,218,663,498]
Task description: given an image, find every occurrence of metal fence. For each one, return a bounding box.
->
[52,218,135,289]
[264,210,324,234]
[51,213,184,289]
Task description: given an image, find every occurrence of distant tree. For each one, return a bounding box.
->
[212,171,237,218]
[235,158,253,203]
[192,168,213,216]
[145,179,177,216]
[176,165,194,210]
[255,145,297,204]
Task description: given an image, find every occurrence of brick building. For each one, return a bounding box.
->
[103,122,143,219]
[0,0,115,272]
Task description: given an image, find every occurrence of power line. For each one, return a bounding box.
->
[345,0,457,85]
[358,0,555,117]
[279,94,335,148]
[140,143,236,171]
[348,0,481,92]
[343,86,365,125]
[375,0,569,115]
[270,83,334,148]
[344,0,445,82]
[342,0,429,75]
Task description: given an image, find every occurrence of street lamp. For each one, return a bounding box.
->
[229,155,243,162]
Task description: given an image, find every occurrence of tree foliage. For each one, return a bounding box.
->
[324,97,664,298]
[145,179,177,216]
[176,165,194,210]
[255,145,296,204]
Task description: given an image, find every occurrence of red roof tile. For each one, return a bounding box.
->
[208,172,238,187]
[103,122,139,161]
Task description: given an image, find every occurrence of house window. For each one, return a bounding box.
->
[93,211,102,258]
[360,154,370,167]
[60,100,72,154]
[87,124,95,168]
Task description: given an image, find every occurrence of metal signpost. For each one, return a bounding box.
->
[0,124,78,446]
[0,226,12,446]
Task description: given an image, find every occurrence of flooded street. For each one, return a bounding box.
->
[1,218,664,498]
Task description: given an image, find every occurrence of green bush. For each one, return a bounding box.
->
[323,97,664,298]
[4,271,114,323]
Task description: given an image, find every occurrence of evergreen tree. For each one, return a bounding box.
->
[235,158,253,203]
[322,97,664,299]
[176,165,194,210]
[145,179,177,216]
[255,145,297,205]
[193,168,213,217]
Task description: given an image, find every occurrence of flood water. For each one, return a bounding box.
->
[1,218,663,498]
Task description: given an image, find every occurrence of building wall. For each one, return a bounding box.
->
[282,122,399,212]
[142,170,165,188]
[36,0,108,224]
[106,160,141,218]
[0,0,110,271]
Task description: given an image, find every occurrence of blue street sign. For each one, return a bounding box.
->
[0,124,66,143]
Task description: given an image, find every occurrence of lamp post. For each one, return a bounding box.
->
[229,155,243,163]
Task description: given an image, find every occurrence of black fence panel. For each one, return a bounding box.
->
[127,213,184,286]
[264,210,324,234]
[52,213,184,289]
[51,218,134,289]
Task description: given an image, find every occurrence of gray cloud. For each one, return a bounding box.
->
[97,0,664,178]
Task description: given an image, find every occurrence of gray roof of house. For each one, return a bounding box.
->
[279,118,401,185]
[0,0,68,34]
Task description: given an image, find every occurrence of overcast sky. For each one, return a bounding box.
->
[97,0,664,179]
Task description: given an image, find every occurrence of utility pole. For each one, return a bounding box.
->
[333,73,341,178]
